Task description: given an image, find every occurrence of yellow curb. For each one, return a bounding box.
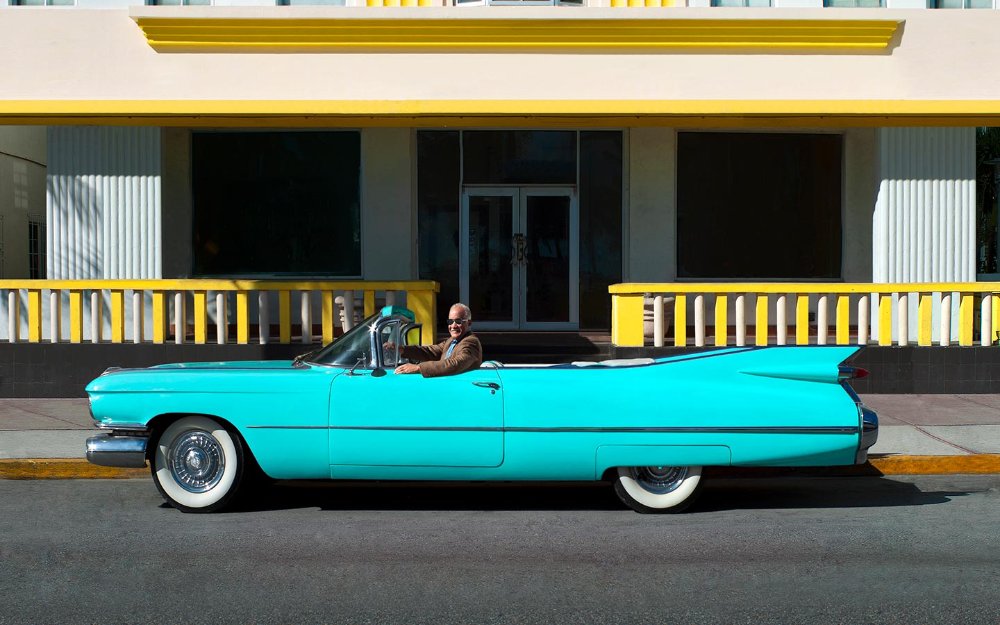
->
[2,455,999,480]
[0,459,147,480]
[868,454,1000,475]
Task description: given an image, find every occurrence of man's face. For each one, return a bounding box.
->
[447,306,470,339]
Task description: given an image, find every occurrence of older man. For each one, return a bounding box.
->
[394,303,483,378]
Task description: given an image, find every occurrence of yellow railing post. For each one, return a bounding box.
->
[755,294,769,346]
[321,291,335,345]
[152,291,167,344]
[918,293,932,346]
[673,294,686,347]
[193,291,207,344]
[959,292,974,346]
[236,291,250,345]
[364,290,376,318]
[878,294,893,346]
[836,294,850,345]
[279,290,291,344]
[612,293,645,347]
[714,294,728,347]
[28,289,42,343]
[795,294,810,345]
[408,288,436,346]
[111,290,125,343]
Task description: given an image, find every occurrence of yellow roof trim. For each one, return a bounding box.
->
[132,17,902,52]
[2,99,1000,119]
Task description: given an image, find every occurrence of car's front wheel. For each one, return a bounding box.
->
[151,416,244,513]
[613,465,703,513]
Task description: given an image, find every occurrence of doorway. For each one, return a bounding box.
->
[460,187,579,330]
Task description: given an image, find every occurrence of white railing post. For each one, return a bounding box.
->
[940,292,952,346]
[735,294,746,346]
[301,291,312,344]
[776,294,787,345]
[694,294,705,347]
[817,294,828,345]
[91,291,101,343]
[217,292,227,345]
[174,292,185,345]
[50,290,61,343]
[858,295,869,345]
[258,292,270,345]
[653,295,664,347]
[385,290,396,307]
[982,294,994,347]
[344,290,356,332]
[8,290,17,343]
[132,290,143,344]
[897,293,908,347]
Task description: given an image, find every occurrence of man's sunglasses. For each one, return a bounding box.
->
[447,318,468,326]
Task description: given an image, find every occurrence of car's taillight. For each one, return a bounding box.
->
[838,366,869,380]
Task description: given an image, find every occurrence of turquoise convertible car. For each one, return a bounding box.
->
[86,306,878,514]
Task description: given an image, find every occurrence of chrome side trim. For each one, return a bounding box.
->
[92,421,149,432]
[86,434,149,468]
[248,425,860,435]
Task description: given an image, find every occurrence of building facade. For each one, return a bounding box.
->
[1,2,999,339]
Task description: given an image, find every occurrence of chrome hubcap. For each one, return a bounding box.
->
[168,430,225,493]
[630,466,688,495]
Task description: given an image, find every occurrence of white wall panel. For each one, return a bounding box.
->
[47,127,162,280]
[872,127,975,341]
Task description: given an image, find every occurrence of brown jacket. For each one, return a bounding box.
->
[400,333,483,378]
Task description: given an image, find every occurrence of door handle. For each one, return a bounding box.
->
[473,381,500,393]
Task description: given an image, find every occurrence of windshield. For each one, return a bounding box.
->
[307,313,380,367]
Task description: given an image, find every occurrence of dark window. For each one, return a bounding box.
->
[579,131,623,330]
[977,127,1000,276]
[192,131,361,277]
[416,131,462,328]
[677,132,843,280]
[462,131,576,185]
[28,219,45,279]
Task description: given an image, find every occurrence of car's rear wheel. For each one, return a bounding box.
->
[151,416,244,513]
[613,465,703,513]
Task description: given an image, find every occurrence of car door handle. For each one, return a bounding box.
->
[473,381,500,390]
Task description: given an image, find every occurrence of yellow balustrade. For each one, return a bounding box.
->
[611,283,1000,348]
[0,280,438,346]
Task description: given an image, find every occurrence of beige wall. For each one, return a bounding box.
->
[0,127,46,279]
[627,127,675,282]
[1,9,999,106]
[843,128,877,283]
[361,128,415,280]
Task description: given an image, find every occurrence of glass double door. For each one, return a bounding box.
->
[461,187,578,330]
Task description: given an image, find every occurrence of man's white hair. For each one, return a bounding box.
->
[450,303,472,321]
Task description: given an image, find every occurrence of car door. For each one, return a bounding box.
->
[328,367,504,468]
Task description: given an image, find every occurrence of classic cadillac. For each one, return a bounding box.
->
[86,306,878,514]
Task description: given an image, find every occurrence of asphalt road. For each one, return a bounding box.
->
[1,475,999,625]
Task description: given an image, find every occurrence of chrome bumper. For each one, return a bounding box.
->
[86,433,149,468]
[855,406,879,464]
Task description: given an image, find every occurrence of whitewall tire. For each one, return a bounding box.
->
[152,416,244,513]
[613,465,703,514]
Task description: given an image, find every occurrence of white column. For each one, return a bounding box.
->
[872,128,975,343]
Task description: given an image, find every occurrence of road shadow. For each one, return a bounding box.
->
[694,476,976,513]
[225,475,976,514]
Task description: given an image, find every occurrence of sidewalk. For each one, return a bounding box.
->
[1,395,999,477]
